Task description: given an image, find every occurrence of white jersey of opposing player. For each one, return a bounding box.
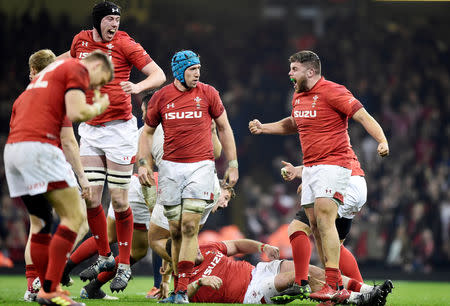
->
[151,124,164,167]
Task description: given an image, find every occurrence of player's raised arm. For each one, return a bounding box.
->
[248,116,297,135]
[352,108,389,157]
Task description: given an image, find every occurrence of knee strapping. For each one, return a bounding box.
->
[84,167,106,186]
[142,185,157,210]
[182,199,206,214]
[107,169,133,189]
[164,205,182,221]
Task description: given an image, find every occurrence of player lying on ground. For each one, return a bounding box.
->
[157,239,393,305]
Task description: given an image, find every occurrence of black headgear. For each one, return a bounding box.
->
[92,1,121,40]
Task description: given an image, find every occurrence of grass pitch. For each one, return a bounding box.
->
[0,275,449,305]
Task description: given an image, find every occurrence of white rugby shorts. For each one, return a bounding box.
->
[156,160,215,206]
[4,142,78,197]
[107,175,151,229]
[243,260,282,304]
[338,175,367,219]
[78,116,138,165]
[301,165,352,206]
[151,174,221,231]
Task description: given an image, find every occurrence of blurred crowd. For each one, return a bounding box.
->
[0,4,448,275]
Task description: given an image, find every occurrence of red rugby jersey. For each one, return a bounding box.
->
[7,59,89,148]
[145,82,224,163]
[292,77,363,169]
[70,30,152,125]
[189,242,254,303]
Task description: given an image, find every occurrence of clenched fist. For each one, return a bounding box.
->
[248,119,263,134]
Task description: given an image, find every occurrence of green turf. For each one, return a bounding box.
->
[0,275,449,305]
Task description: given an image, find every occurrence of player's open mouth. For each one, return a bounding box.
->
[107,29,116,36]
[290,78,297,89]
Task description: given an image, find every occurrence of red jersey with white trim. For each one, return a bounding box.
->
[145,82,225,163]
[189,242,254,303]
[291,77,363,169]
[70,30,152,125]
[7,59,89,148]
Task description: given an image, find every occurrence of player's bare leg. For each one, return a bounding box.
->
[310,197,349,303]
[148,223,171,261]
[168,219,182,276]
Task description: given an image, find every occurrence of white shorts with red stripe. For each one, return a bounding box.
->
[4,142,77,197]
[78,116,138,165]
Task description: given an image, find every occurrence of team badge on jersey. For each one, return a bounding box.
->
[194,96,202,109]
[312,95,318,108]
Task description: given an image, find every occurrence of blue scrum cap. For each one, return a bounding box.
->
[171,50,200,84]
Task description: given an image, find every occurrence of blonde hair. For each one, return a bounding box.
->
[29,49,56,73]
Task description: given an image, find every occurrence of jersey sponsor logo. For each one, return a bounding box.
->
[293,110,317,118]
[164,111,202,120]
[203,251,224,276]
[78,51,112,61]
[78,52,89,59]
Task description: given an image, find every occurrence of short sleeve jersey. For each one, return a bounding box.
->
[189,242,254,303]
[7,59,89,148]
[70,30,152,125]
[291,77,363,169]
[145,82,225,163]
